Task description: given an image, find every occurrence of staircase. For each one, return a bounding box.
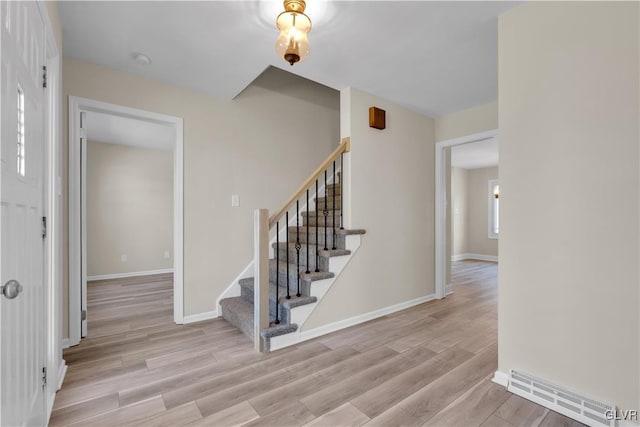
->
[219,139,365,351]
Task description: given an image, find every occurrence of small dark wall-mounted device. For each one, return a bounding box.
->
[369,107,386,130]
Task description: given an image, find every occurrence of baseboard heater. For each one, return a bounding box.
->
[508,370,615,427]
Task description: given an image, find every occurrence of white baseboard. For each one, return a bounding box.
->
[445,283,453,295]
[299,293,436,343]
[452,253,498,263]
[46,360,68,424]
[87,268,174,281]
[61,338,70,349]
[492,370,509,387]
[183,309,218,324]
[57,361,67,390]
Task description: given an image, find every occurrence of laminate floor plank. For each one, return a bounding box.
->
[50,393,120,426]
[300,346,437,416]
[132,402,203,427]
[303,403,370,427]
[495,395,549,427]
[349,346,474,418]
[249,345,399,416]
[162,342,333,410]
[54,263,586,427]
[194,346,360,417]
[187,402,259,427]
[422,376,511,427]
[68,396,166,426]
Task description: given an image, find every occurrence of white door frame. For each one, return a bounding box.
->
[68,97,184,346]
[37,0,65,417]
[434,129,498,299]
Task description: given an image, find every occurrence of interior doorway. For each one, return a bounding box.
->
[68,97,184,346]
[435,129,499,298]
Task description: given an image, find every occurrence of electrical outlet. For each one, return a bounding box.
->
[121,254,127,262]
[164,251,170,259]
[231,194,240,207]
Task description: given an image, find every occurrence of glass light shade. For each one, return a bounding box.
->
[276,11,311,65]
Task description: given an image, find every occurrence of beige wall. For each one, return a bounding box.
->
[499,1,639,411]
[451,167,469,256]
[467,167,498,257]
[63,60,339,337]
[304,87,435,329]
[87,142,173,277]
[451,166,499,258]
[435,101,498,142]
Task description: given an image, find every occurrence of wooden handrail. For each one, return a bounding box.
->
[268,137,350,228]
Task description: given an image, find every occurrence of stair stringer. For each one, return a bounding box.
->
[268,233,362,351]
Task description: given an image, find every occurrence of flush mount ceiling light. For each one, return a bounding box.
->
[276,0,311,66]
[133,52,152,65]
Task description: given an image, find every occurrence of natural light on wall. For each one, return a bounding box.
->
[489,180,499,238]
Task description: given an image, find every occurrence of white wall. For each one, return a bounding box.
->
[86,141,173,277]
[62,60,339,337]
[451,166,469,256]
[499,1,639,411]
[303,87,435,329]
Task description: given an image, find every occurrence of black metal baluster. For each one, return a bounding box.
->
[305,189,310,274]
[275,221,280,324]
[315,179,319,272]
[332,161,337,250]
[340,153,344,230]
[286,212,290,299]
[296,200,301,297]
[323,170,328,251]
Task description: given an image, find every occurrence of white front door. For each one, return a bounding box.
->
[0,1,47,425]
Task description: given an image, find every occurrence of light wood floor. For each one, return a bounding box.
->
[51,261,584,427]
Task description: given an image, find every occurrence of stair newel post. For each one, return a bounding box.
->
[275,221,280,324]
[286,211,290,299]
[296,200,301,297]
[340,152,344,230]
[253,209,270,352]
[332,160,337,250]
[305,189,310,274]
[315,179,320,272]
[323,170,328,251]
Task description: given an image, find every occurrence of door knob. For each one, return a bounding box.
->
[1,280,23,299]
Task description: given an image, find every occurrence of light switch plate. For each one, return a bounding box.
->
[231,194,240,207]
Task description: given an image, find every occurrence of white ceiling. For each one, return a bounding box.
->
[86,111,175,151]
[451,137,498,169]
[58,1,519,117]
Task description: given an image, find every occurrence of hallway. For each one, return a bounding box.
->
[51,262,583,426]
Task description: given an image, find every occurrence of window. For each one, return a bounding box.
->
[488,179,499,239]
[17,85,25,176]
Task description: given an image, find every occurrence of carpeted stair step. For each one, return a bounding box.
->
[301,210,341,227]
[260,323,299,352]
[268,259,334,292]
[288,226,344,250]
[239,277,317,324]
[271,243,351,272]
[287,226,366,248]
[220,296,255,339]
[315,196,342,210]
[324,183,341,196]
[220,296,299,348]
